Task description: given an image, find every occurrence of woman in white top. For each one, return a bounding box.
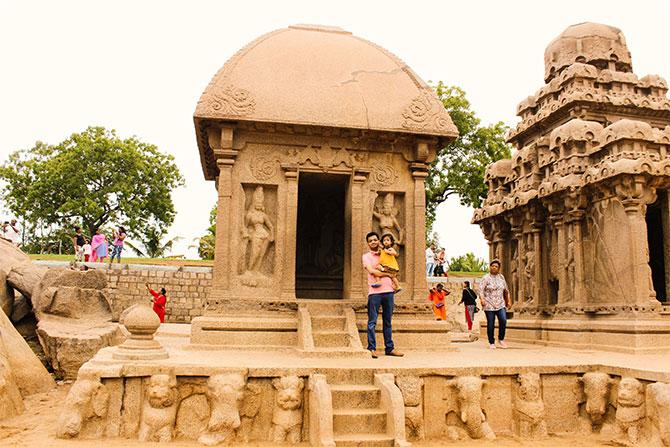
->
[478,259,510,349]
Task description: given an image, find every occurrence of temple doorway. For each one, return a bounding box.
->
[647,191,668,303]
[295,172,347,299]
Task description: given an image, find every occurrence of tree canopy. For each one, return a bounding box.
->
[0,126,184,242]
[425,83,512,233]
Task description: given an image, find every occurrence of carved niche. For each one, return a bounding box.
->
[238,185,278,283]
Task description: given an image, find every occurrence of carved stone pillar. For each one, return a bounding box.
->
[349,169,369,300]
[614,176,657,305]
[212,158,235,295]
[531,226,542,306]
[662,190,670,303]
[510,213,525,307]
[281,164,299,300]
[548,210,568,305]
[411,163,429,300]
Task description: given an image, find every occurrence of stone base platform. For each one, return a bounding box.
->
[501,317,670,354]
[57,324,670,446]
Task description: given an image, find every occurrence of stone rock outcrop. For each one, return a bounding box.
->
[0,332,25,419]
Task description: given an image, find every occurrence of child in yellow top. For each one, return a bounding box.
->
[373,233,401,292]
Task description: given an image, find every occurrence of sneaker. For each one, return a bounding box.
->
[370,350,379,359]
[498,340,508,349]
[386,350,404,357]
[489,344,496,349]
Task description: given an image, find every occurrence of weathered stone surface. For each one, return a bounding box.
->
[270,375,304,443]
[138,374,179,442]
[0,333,24,420]
[36,317,124,380]
[175,393,209,439]
[10,293,31,323]
[6,263,47,300]
[0,301,54,395]
[31,268,110,319]
[56,375,109,439]
[0,270,14,318]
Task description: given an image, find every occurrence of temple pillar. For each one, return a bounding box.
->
[280,164,298,300]
[662,190,670,303]
[411,163,429,300]
[212,158,234,294]
[614,176,657,305]
[349,169,369,300]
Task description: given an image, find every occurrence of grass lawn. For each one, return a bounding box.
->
[28,253,213,267]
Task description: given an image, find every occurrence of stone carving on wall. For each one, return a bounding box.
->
[198,373,246,446]
[647,382,670,446]
[578,372,615,433]
[139,374,179,442]
[269,376,304,443]
[373,192,404,245]
[204,85,256,117]
[237,382,262,442]
[250,156,278,181]
[444,376,495,441]
[523,249,535,305]
[57,376,109,439]
[240,186,275,285]
[513,373,547,439]
[401,90,457,133]
[286,145,368,171]
[372,163,399,187]
[396,375,425,440]
[610,377,646,445]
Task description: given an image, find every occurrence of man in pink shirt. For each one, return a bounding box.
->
[362,231,404,359]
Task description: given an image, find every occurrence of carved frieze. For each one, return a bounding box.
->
[202,85,256,117]
[402,91,457,134]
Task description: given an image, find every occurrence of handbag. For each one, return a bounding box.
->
[473,306,479,313]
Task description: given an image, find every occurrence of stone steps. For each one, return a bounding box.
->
[312,330,350,348]
[333,433,395,447]
[311,315,347,331]
[333,408,387,434]
[331,384,381,409]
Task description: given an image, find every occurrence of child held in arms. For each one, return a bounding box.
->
[372,233,402,293]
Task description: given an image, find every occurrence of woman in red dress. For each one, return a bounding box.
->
[145,283,167,323]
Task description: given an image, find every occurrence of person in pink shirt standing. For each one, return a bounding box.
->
[362,231,404,359]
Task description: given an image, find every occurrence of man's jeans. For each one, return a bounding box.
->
[426,262,435,276]
[484,308,507,345]
[367,292,395,354]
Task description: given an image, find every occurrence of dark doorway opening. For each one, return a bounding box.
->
[647,193,667,302]
[296,172,347,299]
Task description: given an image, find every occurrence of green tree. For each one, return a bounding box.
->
[124,226,183,258]
[447,252,488,273]
[0,127,184,243]
[426,83,512,233]
[192,205,216,260]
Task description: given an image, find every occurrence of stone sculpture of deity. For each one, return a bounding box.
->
[373,192,404,245]
[242,186,275,274]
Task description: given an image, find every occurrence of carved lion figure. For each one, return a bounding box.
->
[138,374,179,442]
[270,375,304,444]
[446,376,495,440]
[613,377,646,445]
[198,373,246,446]
[514,373,547,439]
[57,377,109,439]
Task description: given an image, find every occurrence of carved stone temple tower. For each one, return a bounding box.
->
[191,25,458,351]
[473,23,670,352]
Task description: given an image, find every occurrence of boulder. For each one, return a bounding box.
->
[10,293,31,323]
[31,269,110,319]
[0,270,15,317]
[36,317,124,380]
[0,333,25,420]
[7,263,48,300]
[0,303,54,395]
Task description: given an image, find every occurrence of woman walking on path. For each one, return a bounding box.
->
[478,260,510,349]
[90,229,108,262]
[146,283,167,323]
[459,281,478,332]
[109,226,127,264]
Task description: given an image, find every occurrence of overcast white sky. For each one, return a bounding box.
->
[1,0,669,260]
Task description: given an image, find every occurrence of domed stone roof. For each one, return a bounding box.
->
[194,24,458,138]
[544,22,632,83]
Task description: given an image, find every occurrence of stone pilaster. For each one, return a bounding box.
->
[411,163,429,301]
[662,190,670,303]
[349,169,369,300]
[212,158,235,297]
[280,164,299,301]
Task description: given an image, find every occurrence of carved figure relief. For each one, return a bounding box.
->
[250,156,278,181]
[237,382,262,442]
[578,372,615,433]
[269,376,304,443]
[444,376,495,441]
[139,374,179,442]
[513,373,547,439]
[402,90,457,133]
[287,145,368,170]
[240,185,276,284]
[372,163,399,187]
[396,375,425,440]
[611,377,646,445]
[647,382,670,447]
[524,249,535,305]
[510,244,519,304]
[57,377,110,439]
[199,373,246,446]
[204,85,256,117]
[373,192,404,245]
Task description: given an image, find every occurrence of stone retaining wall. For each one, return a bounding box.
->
[34,262,480,324]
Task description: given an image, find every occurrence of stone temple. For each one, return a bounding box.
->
[473,22,670,352]
[7,22,670,447]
